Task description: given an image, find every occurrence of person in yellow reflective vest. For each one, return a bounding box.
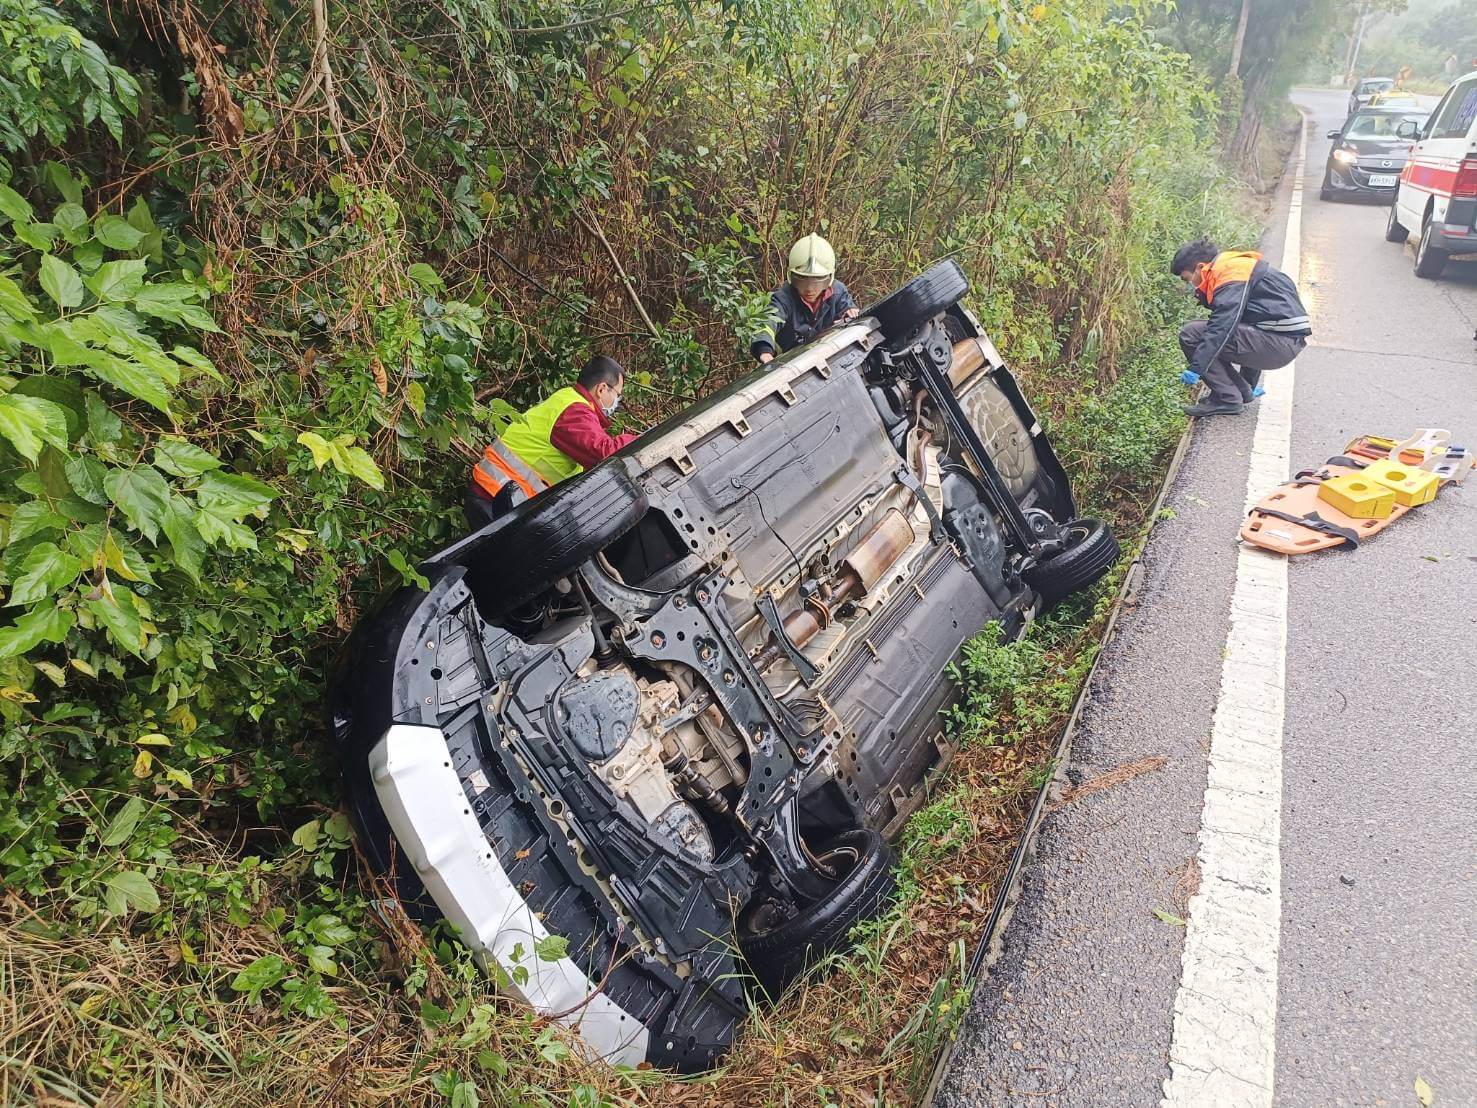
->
[466,355,639,529]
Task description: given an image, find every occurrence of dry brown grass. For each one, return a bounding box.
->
[0,722,1054,1108]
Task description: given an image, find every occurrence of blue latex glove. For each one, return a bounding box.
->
[1181,369,1264,397]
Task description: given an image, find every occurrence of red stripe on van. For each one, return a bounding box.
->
[1402,161,1458,194]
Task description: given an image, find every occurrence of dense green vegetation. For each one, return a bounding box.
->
[2,0,1256,1103]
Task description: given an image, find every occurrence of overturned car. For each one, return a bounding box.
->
[331,261,1117,1070]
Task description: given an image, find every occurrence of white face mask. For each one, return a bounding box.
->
[601,392,620,417]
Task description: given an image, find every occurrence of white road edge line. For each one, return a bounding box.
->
[1160,114,1307,1107]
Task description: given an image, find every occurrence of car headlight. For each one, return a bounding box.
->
[1332,148,1357,165]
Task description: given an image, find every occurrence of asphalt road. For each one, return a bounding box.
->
[936,88,1476,1107]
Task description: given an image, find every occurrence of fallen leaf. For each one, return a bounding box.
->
[514,848,531,860]
[1415,1075,1433,1106]
[78,992,107,1017]
[1153,908,1186,926]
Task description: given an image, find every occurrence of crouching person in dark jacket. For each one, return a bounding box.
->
[750,233,861,363]
[1172,238,1312,416]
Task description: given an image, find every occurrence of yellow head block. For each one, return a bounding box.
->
[1317,473,1396,519]
[1360,458,1439,507]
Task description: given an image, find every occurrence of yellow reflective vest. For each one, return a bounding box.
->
[497,386,596,486]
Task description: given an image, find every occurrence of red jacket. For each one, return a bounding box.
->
[549,384,638,469]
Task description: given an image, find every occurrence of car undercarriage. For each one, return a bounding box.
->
[331,261,1118,1070]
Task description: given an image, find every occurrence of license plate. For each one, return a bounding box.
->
[1368,174,1398,188]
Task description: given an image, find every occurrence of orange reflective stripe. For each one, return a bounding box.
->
[1201,250,1261,304]
[473,444,539,500]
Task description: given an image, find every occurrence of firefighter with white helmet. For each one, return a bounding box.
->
[750,233,860,363]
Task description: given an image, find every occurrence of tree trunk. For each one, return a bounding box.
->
[1227,67,1272,166]
[1227,0,1252,81]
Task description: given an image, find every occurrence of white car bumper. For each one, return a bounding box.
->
[369,724,649,1066]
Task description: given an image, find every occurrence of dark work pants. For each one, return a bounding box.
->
[463,479,524,531]
[1180,320,1307,406]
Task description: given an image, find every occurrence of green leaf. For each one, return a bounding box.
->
[1152,908,1186,926]
[196,471,276,518]
[12,222,58,252]
[0,395,70,462]
[84,259,147,302]
[339,445,385,490]
[387,548,429,590]
[0,183,32,224]
[73,240,104,273]
[8,501,67,544]
[53,203,89,245]
[103,465,170,543]
[0,605,74,658]
[324,812,352,842]
[100,529,155,586]
[85,354,171,415]
[408,262,444,289]
[126,197,157,234]
[159,495,203,583]
[154,437,221,478]
[86,587,145,656]
[131,284,220,333]
[100,796,145,847]
[195,510,258,552]
[12,375,84,440]
[306,945,338,976]
[94,214,146,251]
[39,255,84,310]
[296,431,333,470]
[534,934,569,962]
[0,275,36,321]
[85,391,123,444]
[46,163,83,206]
[307,914,354,946]
[102,870,160,915]
[406,380,426,417]
[231,955,287,1002]
[33,659,66,687]
[291,819,321,851]
[10,542,82,606]
[171,345,221,380]
[64,455,109,505]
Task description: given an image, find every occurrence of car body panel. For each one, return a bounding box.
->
[1395,73,1477,251]
[1349,77,1394,117]
[1324,109,1425,199]
[332,267,1109,1070]
[369,723,651,1065]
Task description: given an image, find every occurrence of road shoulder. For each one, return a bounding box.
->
[934,118,1306,1108]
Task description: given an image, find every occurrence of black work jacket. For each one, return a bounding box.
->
[749,280,857,359]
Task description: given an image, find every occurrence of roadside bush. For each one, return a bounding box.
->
[1,0,1253,1103]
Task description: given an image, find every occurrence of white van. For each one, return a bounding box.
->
[1385,71,1477,279]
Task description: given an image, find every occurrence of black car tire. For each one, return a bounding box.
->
[471,463,647,616]
[1320,175,1334,202]
[1414,220,1448,279]
[739,829,897,997]
[1385,201,1409,243]
[863,259,969,343]
[1024,517,1120,608]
